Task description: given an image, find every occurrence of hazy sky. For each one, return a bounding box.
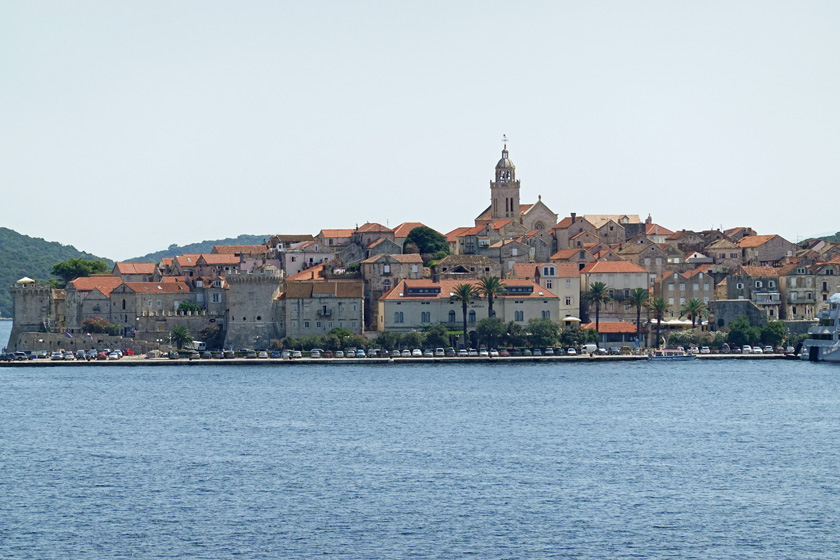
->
[2,1,838,260]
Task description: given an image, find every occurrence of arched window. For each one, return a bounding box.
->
[468,310,476,323]
[449,310,456,323]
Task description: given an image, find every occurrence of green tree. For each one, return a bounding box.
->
[760,321,786,347]
[726,316,761,347]
[374,331,403,351]
[171,325,193,350]
[423,324,450,349]
[679,298,708,328]
[476,317,506,349]
[401,330,425,350]
[648,297,670,349]
[627,288,649,347]
[451,283,479,346]
[198,325,225,349]
[584,281,612,335]
[51,257,109,284]
[404,226,449,255]
[177,301,203,314]
[82,317,120,336]
[560,324,598,347]
[527,317,559,348]
[477,276,505,318]
[505,321,527,348]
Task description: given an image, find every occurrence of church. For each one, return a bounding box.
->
[474,144,558,232]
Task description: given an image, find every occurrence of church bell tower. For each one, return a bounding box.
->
[490,142,520,221]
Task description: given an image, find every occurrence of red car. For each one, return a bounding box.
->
[96,352,108,360]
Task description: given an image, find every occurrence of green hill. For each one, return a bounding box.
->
[125,234,271,264]
[0,227,113,318]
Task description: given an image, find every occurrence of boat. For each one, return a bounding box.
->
[800,293,840,362]
[647,348,696,361]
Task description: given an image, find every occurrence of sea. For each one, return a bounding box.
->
[1,328,839,558]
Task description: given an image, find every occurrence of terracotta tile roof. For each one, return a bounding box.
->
[285,280,363,299]
[554,262,583,277]
[512,263,539,279]
[706,239,739,249]
[361,253,423,264]
[683,264,713,278]
[580,261,648,274]
[211,244,265,255]
[161,276,186,283]
[393,222,428,238]
[645,223,674,236]
[319,229,355,238]
[380,279,557,301]
[582,320,638,334]
[368,238,388,249]
[550,249,583,260]
[198,254,241,265]
[114,262,156,275]
[445,226,474,242]
[67,276,124,296]
[286,263,327,281]
[740,265,780,277]
[738,234,778,248]
[160,258,174,267]
[123,282,191,293]
[519,204,534,213]
[491,219,513,230]
[584,214,640,228]
[356,222,392,233]
[174,254,201,267]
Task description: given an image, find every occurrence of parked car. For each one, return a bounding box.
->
[458,349,468,357]
[168,351,180,360]
[245,350,257,358]
[479,349,489,357]
[532,348,542,356]
[468,349,478,357]
[423,349,434,357]
[511,348,523,356]
[764,346,774,354]
[411,349,422,357]
[402,349,412,357]
[722,343,731,353]
[499,349,510,357]
[323,350,333,358]
[76,349,87,360]
[187,351,200,360]
[742,345,752,354]
[64,352,75,361]
[785,346,795,354]
[292,350,302,359]
[334,350,345,358]
[434,348,445,357]
[445,348,456,357]
[544,348,554,356]
[355,349,366,358]
[258,351,268,359]
[223,350,236,359]
[310,349,321,359]
[50,352,64,360]
[489,349,499,357]
[752,346,763,354]
[522,348,532,356]
[700,346,711,354]
[567,347,577,355]
[13,351,28,361]
[270,351,282,358]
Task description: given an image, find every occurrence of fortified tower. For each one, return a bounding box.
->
[224,265,284,350]
[8,278,57,351]
[490,144,520,221]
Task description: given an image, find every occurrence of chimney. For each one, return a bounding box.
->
[571,212,576,224]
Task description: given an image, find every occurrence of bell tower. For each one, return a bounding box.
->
[490,141,520,221]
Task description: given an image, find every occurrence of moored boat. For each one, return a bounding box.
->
[647,348,696,361]
[800,293,840,362]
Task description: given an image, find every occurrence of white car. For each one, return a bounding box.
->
[742,345,752,354]
[479,349,489,357]
[489,349,499,357]
[434,348,445,357]
[458,349,468,357]
[107,352,120,360]
[567,348,577,355]
[411,349,422,357]
[700,346,710,354]
[752,346,763,354]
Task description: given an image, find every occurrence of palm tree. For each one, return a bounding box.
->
[451,283,479,348]
[680,298,708,328]
[477,276,505,318]
[170,325,193,350]
[585,281,612,334]
[648,297,669,349]
[627,288,650,347]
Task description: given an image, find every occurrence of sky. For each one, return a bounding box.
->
[2,1,838,260]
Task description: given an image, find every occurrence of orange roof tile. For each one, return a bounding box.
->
[198,254,241,265]
[68,276,124,296]
[581,320,638,334]
[737,234,778,248]
[740,265,780,277]
[393,222,427,238]
[580,261,648,274]
[114,262,156,275]
[356,222,392,233]
[319,229,355,238]
[123,281,191,293]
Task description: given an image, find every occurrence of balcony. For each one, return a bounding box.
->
[317,309,333,318]
[752,293,781,305]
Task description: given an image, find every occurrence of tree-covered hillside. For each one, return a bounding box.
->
[818,232,840,243]
[0,227,113,318]
[125,234,272,264]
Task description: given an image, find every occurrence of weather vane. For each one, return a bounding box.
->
[502,134,508,146]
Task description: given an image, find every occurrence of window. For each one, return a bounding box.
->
[703,297,709,303]
[768,281,775,288]
[703,283,709,291]
[680,297,685,305]
[394,312,404,323]
[316,321,321,328]
[515,310,524,321]
[449,310,456,323]
[693,283,699,291]
[211,293,221,303]
[736,283,744,290]
[644,258,650,266]
[541,310,550,319]
[565,296,572,306]
[304,321,310,328]
[668,284,674,291]
[668,297,674,305]
[421,312,430,323]
[655,258,662,265]
[755,281,763,288]
[468,310,476,323]
[383,264,391,274]
[679,283,685,291]
[546,280,553,289]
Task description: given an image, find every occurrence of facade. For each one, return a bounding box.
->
[376,279,560,334]
[652,266,715,320]
[283,279,364,338]
[726,266,782,320]
[361,253,425,328]
[433,255,502,281]
[777,263,817,320]
[580,261,650,323]
[738,234,796,266]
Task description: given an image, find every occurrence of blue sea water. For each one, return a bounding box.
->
[1,359,839,559]
[0,320,11,351]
